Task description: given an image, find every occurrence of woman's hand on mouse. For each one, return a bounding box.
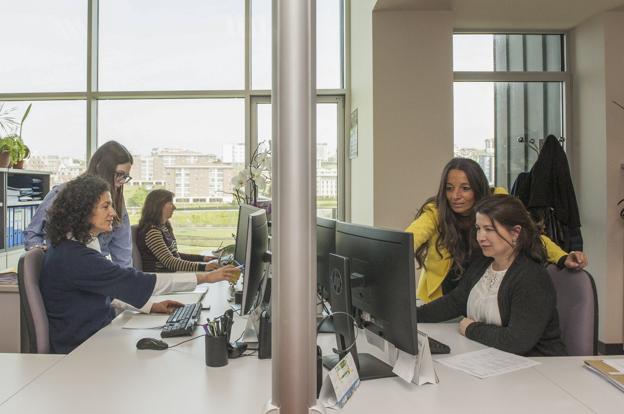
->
[150,300,184,314]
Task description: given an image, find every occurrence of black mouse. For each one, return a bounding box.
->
[136,337,169,351]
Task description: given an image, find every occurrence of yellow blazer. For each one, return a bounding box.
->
[405,189,567,303]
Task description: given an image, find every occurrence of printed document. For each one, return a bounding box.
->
[437,347,540,379]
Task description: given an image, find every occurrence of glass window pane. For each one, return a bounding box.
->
[252,0,272,90]
[317,0,343,89]
[99,0,245,91]
[454,81,563,188]
[317,103,338,218]
[1,101,87,186]
[0,0,86,92]
[453,34,494,71]
[98,99,244,254]
[454,34,565,72]
[253,102,338,218]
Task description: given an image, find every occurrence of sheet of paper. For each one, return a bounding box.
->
[436,347,540,379]
[604,358,624,373]
[392,349,417,383]
[122,314,169,329]
[150,292,202,305]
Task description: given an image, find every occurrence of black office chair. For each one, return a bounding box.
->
[17,249,50,354]
[546,264,598,356]
[130,224,143,271]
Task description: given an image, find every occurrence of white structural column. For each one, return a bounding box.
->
[265,0,323,413]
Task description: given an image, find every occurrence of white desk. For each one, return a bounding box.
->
[1,283,622,413]
[0,353,63,405]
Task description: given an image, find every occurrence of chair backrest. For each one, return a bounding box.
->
[131,224,143,271]
[546,264,598,356]
[17,249,49,354]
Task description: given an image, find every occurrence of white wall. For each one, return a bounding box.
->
[349,0,377,225]
[371,10,454,230]
[573,11,624,344]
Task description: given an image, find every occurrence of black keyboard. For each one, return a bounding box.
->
[428,336,451,354]
[160,302,202,338]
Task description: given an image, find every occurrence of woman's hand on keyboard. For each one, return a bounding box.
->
[150,300,184,314]
[198,265,241,284]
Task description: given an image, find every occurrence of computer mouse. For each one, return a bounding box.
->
[136,337,169,351]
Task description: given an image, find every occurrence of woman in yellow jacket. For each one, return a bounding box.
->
[406,158,588,303]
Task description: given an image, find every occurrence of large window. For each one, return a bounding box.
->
[453,33,568,188]
[0,0,347,254]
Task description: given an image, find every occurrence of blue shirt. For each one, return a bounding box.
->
[23,183,134,268]
[40,240,156,354]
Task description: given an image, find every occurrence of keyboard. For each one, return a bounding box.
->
[428,336,451,354]
[160,302,202,338]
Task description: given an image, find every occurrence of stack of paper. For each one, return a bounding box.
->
[436,347,540,379]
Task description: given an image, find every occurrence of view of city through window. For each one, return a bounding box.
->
[0,0,344,255]
[453,34,566,188]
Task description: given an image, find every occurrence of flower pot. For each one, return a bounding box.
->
[0,151,10,168]
[13,160,25,169]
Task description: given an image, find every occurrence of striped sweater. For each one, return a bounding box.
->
[137,224,207,272]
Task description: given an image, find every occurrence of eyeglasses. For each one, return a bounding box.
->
[115,171,132,184]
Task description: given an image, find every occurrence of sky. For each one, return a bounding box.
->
[0,0,342,159]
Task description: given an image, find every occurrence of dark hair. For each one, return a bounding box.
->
[138,189,175,234]
[474,194,546,264]
[46,175,111,247]
[415,158,490,273]
[85,141,133,225]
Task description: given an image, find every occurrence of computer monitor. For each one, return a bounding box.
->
[241,209,270,316]
[234,204,261,266]
[316,217,336,300]
[326,221,418,380]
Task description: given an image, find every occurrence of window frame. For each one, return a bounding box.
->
[0,0,349,219]
[453,30,573,185]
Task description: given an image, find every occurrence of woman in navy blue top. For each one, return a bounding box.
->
[40,175,241,354]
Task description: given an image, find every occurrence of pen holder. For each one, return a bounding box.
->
[205,335,228,367]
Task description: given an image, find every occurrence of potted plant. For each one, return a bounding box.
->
[0,102,18,168]
[8,134,30,169]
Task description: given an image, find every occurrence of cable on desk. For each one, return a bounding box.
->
[168,334,205,349]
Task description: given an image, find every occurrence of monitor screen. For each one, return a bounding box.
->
[241,209,269,315]
[316,217,336,300]
[335,221,418,356]
[234,204,261,266]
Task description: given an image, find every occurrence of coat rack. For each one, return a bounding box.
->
[518,136,565,154]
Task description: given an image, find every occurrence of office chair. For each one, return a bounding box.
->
[17,249,50,354]
[546,264,598,356]
[130,224,143,271]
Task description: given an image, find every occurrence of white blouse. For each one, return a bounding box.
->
[467,264,508,326]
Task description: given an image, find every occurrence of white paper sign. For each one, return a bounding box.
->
[391,330,438,385]
[319,353,360,409]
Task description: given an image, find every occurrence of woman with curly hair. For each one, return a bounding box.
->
[417,195,567,356]
[406,158,588,303]
[40,175,241,354]
[24,141,135,268]
[137,189,218,272]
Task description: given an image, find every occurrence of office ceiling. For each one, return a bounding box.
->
[374,0,624,29]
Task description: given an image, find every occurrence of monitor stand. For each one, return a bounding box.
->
[240,306,262,350]
[317,316,335,333]
[322,353,395,381]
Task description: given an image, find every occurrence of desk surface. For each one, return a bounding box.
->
[1,283,623,414]
[0,353,63,405]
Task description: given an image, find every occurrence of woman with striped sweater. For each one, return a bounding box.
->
[137,189,218,273]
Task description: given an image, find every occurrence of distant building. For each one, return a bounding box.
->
[26,155,85,186]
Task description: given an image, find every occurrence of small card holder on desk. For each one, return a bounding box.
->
[391,330,438,385]
[205,335,228,367]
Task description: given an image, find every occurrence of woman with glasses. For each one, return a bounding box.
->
[24,141,135,268]
[137,189,218,272]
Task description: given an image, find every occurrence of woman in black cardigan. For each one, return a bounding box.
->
[418,195,567,356]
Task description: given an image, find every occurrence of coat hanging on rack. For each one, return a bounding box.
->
[511,135,583,251]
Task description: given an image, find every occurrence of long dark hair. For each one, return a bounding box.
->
[85,141,133,225]
[46,175,110,247]
[138,189,175,235]
[414,158,490,272]
[474,194,547,264]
